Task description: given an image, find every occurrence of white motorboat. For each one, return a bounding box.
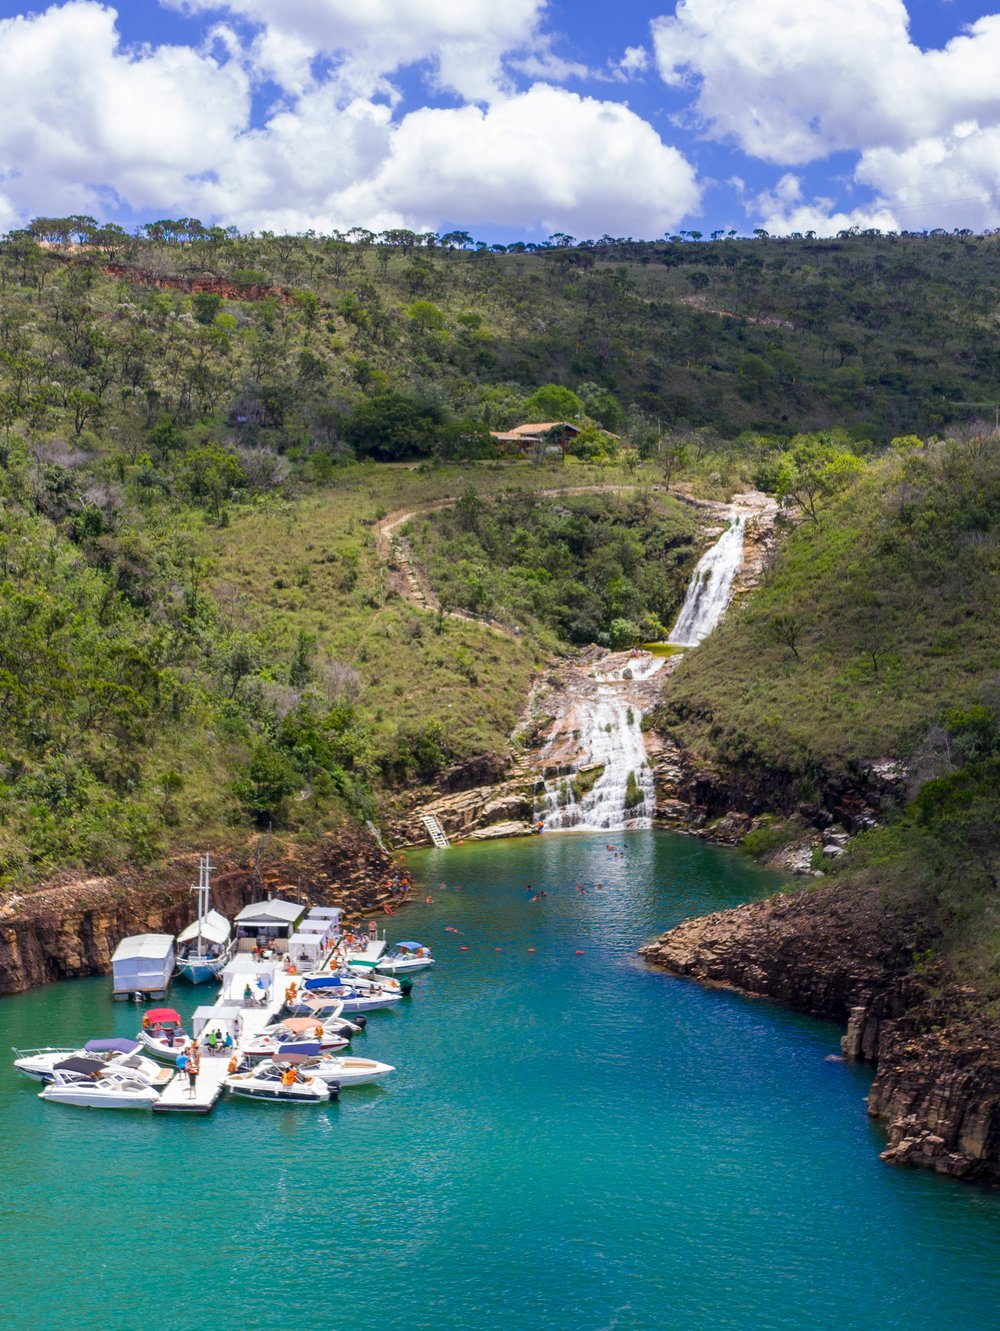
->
[137,1007,191,1062]
[38,1061,161,1109]
[271,1046,395,1088]
[241,1017,349,1059]
[13,1038,172,1088]
[377,941,435,975]
[296,974,403,1013]
[176,854,236,984]
[225,1060,331,1103]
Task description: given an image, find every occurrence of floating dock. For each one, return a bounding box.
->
[152,1058,230,1115]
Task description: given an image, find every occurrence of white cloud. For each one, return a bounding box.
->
[0,4,702,240]
[651,0,1000,230]
[749,173,899,237]
[0,2,249,217]
[653,0,1000,162]
[166,0,547,101]
[333,86,702,238]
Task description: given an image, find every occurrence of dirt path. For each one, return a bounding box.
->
[373,484,776,636]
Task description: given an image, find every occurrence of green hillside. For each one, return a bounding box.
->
[2,218,1000,927]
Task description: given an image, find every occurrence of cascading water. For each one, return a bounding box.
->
[537,686,656,831]
[668,514,746,647]
[536,511,750,831]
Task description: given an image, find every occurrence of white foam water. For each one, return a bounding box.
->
[537,688,654,831]
[668,514,746,647]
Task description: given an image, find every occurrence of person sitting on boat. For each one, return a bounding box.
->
[227,1055,240,1075]
[280,1066,299,1087]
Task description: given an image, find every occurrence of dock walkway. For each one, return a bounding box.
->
[152,1058,229,1115]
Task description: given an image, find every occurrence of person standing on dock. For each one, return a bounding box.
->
[187,1042,200,1099]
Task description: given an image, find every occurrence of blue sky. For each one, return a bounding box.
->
[1,0,999,240]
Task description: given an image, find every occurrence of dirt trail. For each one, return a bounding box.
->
[373,484,775,636]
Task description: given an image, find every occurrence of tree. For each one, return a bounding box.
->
[233,743,300,825]
[182,444,246,518]
[523,384,583,421]
[656,436,690,489]
[406,300,446,337]
[776,435,865,521]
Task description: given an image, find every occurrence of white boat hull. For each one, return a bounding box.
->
[226,1075,329,1104]
[138,1031,191,1063]
[39,1085,159,1109]
[301,1057,395,1087]
[376,957,435,975]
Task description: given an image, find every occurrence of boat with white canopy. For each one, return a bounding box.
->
[13,1038,172,1088]
[176,854,236,984]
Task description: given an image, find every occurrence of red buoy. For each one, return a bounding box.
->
[575,950,585,955]
[460,945,468,951]
[528,948,536,953]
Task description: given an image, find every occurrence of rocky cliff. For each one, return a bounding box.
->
[0,826,395,996]
[640,884,1000,1182]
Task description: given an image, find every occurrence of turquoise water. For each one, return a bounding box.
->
[3,830,1000,1331]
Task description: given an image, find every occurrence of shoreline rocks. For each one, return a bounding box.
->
[640,884,1000,1183]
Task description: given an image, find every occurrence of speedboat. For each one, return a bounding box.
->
[38,1061,160,1109]
[296,974,403,1013]
[266,1044,395,1088]
[377,941,435,975]
[241,1017,349,1059]
[13,1038,172,1088]
[225,1059,331,1103]
[137,1008,191,1062]
[176,854,236,984]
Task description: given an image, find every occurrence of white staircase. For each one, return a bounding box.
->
[420,813,450,848]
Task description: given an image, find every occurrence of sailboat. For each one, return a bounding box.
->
[176,854,236,984]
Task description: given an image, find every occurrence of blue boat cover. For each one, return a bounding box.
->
[277,1042,321,1056]
[395,942,423,950]
[303,976,341,989]
[85,1038,142,1055]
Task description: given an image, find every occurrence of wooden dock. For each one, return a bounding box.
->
[152,1058,230,1115]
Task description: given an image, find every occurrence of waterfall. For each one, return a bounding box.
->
[668,514,746,647]
[536,686,655,831]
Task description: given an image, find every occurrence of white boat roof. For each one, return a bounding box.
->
[297,920,330,934]
[111,934,175,962]
[289,932,325,947]
[234,898,305,925]
[177,909,231,946]
[193,1004,242,1021]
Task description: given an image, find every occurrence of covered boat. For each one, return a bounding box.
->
[13,1038,172,1087]
[111,934,175,1001]
[240,1016,349,1059]
[176,854,236,984]
[137,1007,190,1062]
[377,941,435,975]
